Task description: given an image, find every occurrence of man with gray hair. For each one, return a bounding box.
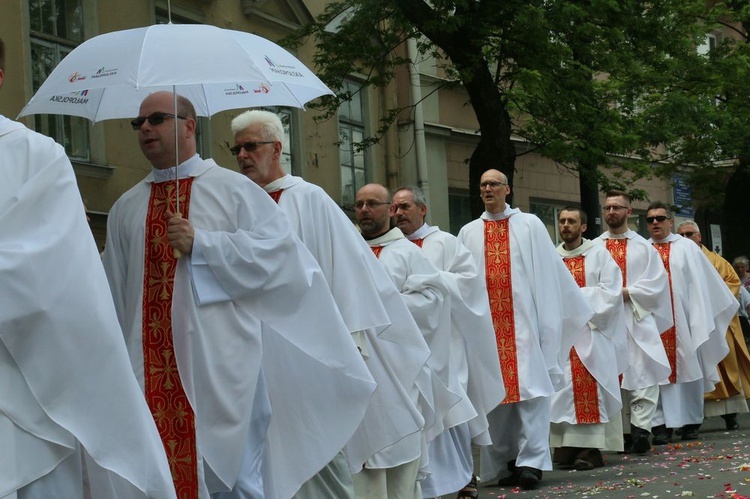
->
[677,220,750,431]
[392,185,504,499]
[231,110,434,499]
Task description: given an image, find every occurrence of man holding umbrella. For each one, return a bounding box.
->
[102,91,376,499]
[0,37,177,499]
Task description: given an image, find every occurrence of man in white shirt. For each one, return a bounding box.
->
[355,183,462,499]
[102,92,375,499]
[392,185,504,498]
[646,202,733,443]
[457,169,592,490]
[230,109,432,499]
[594,190,672,455]
[553,207,627,470]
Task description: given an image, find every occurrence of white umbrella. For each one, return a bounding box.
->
[18,23,334,121]
[19,23,334,257]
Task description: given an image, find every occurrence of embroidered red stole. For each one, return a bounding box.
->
[268,189,284,203]
[143,178,198,498]
[605,239,628,285]
[562,255,601,424]
[370,246,384,258]
[483,219,519,404]
[410,238,424,248]
[653,242,677,384]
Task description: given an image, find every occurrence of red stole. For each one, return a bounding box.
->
[605,238,628,285]
[370,246,384,258]
[269,189,284,203]
[562,255,602,424]
[483,219,519,404]
[143,178,198,498]
[410,238,424,248]
[653,242,677,384]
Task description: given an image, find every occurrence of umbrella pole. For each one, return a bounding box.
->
[172,87,182,259]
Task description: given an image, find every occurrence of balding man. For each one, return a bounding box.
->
[677,220,750,431]
[355,183,462,499]
[102,92,375,499]
[457,170,592,490]
[393,185,504,499]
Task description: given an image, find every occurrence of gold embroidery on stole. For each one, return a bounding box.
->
[143,178,198,498]
[484,219,519,404]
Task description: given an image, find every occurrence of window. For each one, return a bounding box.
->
[30,0,90,160]
[448,189,472,235]
[530,201,566,245]
[697,33,717,56]
[339,79,367,209]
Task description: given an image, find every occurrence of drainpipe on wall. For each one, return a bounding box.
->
[406,37,429,211]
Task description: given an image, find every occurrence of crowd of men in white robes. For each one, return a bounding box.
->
[5,59,748,498]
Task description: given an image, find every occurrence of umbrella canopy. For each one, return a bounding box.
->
[18,23,333,121]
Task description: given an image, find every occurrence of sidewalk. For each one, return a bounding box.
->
[476,413,750,498]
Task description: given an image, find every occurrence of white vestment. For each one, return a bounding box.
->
[263,175,430,470]
[648,234,734,427]
[102,157,376,499]
[406,224,504,497]
[0,115,176,499]
[457,207,592,399]
[594,230,672,390]
[551,240,627,452]
[553,240,626,425]
[458,207,592,478]
[366,228,464,445]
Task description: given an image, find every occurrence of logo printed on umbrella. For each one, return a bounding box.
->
[68,72,86,83]
[224,84,250,96]
[253,83,270,94]
[49,89,90,105]
[264,56,304,78]
[91,67,118,79]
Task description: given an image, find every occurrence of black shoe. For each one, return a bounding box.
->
[722,413,740,431]
[517,467,542,490]
[627,425,652,454]
[651,424,672,446]
[497,460,517,487]
[681,424,700,441]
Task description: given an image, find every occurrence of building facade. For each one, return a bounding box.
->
[3,0,683,251]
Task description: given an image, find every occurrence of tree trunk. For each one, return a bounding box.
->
[578,160,601,239]
[722,159,750,260]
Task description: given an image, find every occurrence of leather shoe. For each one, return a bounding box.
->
[651,424,672,445]
[722,413,740,430]
[517,467,542,490]
[627,425,652,454]
[681,424,700,441]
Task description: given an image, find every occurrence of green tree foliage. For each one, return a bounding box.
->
[287,0,723,218]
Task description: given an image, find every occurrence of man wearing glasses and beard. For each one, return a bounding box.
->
[594,190,672,455]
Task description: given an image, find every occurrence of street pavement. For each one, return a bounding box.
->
[473,413,750,498]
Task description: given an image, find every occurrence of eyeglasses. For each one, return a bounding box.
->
[229,141,276,156]
[130,112,185,130]
[354,200,391,210]
[646,215,670,223]
[480,181,507,189]
[603,205,628,212]
[679,231,695,238]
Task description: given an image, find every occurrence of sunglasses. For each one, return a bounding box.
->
[646,215,670,223]
[680,231,695,238]
[229,141,275,156]
[131,112,185,130]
